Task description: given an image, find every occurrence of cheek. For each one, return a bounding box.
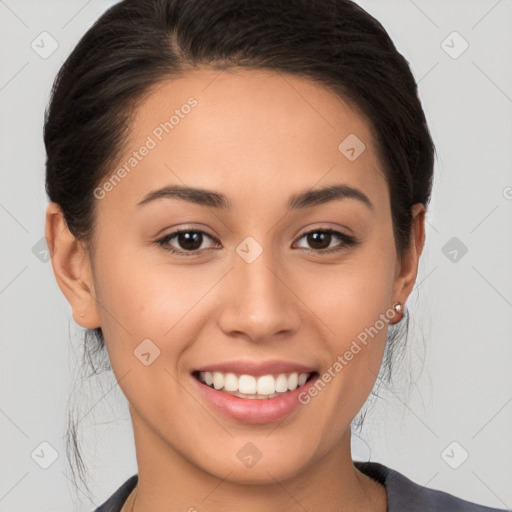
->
[304,244,395,339]
[301,235,396,397]
[91,247,224,363]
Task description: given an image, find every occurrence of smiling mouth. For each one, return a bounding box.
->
[192,370,318,399]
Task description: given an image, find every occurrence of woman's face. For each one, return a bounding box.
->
[50,68,424,484]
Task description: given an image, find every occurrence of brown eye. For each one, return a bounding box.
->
[175,231,203,251]
[306,231,333,250]
[294,228,357,254]
[157,230,218,255]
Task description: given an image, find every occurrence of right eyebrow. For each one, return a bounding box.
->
[136,185,231,209]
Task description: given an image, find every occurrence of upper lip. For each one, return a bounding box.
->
[193,359,316,377]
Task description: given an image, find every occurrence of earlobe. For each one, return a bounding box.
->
[45,202,101,329]
[390,203,426,323]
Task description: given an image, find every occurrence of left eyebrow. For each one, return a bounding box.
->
[287,184,374,212]
[135,183,374,212]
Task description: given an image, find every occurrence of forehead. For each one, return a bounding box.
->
[132,67,376,149]
[100,67,387,213]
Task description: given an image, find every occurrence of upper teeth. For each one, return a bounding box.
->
[199,371,310,395]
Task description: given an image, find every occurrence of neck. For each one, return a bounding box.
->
[126,410,386,512]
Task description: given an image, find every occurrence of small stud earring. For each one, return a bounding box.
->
[392,301,403,315]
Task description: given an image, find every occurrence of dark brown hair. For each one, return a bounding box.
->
[44,0,435,501]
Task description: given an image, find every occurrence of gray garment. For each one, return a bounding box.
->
[93,461,509,511]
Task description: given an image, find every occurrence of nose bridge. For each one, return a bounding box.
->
[217,239,300,340]
[240,248,282,310]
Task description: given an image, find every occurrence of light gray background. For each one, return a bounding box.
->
[1,0,511,511]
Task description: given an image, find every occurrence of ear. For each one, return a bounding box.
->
[45,202,101,329]
[390,203,426,323]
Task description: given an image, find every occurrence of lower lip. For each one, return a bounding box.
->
[192,373,319,424]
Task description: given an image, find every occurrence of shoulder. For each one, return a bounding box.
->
[92,474,138,512]
[93,466,509,512]
[354,461,508,512]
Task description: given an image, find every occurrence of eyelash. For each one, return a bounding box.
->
[155,228,358,257]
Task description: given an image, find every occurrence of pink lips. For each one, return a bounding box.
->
[191,359,318,424]
[193,359,316,377]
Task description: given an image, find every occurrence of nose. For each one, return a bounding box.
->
[216,246,302,343]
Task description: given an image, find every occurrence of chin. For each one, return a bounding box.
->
[195,446,311,485]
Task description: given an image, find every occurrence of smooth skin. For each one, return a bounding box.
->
[46,68,425,512]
